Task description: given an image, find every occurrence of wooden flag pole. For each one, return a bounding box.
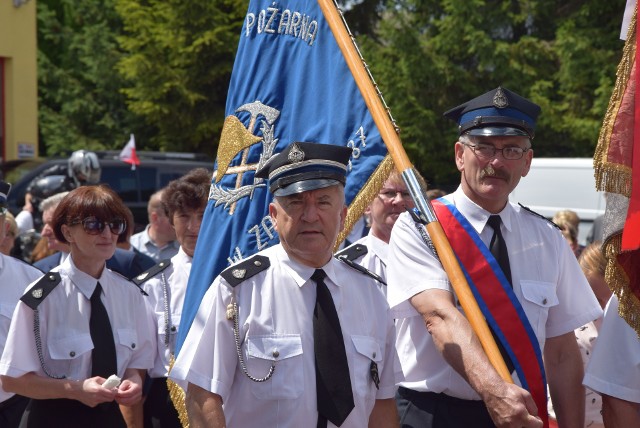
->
[318,0,512,383]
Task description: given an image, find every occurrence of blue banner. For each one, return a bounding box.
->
[176,0,388,353]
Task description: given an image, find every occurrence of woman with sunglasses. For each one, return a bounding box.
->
[0,185,155,428]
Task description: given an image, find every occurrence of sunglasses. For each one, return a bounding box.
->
[71,217,127,236]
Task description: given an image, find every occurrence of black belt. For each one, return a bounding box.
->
[397,386,493,421]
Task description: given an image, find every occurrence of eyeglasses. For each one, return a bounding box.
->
[71,217,127,236]
[462,143,529,160]
[378,190,412,201]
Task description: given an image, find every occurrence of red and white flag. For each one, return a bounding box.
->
[119,134,140,170]
[594,1,640,333]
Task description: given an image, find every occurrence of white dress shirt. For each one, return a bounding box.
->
[584,295,640,403]
[0,256,156,383]
[142,248,191,378]
[387,187,602,399]
[0,255,42,402]
[171,244,398,428]
[345,233,389,296]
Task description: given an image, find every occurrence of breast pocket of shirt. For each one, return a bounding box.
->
[115,328,139,364]
[520,280,559,338]
[157,314,181,350]
[246,334,303,400]
[48,333,93,375]
[351,335,383,397]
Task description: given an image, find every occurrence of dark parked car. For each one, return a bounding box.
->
[1,150,214,231]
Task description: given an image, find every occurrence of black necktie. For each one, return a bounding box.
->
[487,215,512,286]
[486,215,515,373]
[90,282,117,378]
[312,269,354,427]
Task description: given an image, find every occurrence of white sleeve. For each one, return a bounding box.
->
[584,296,640,402]
[386,213,450,318]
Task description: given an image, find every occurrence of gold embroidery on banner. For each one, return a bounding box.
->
[215,116,263,182]
[210,101,281,215]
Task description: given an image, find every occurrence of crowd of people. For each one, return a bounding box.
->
[0,86,637,428]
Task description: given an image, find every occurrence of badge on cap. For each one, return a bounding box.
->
[493,87,509,109]
[287,143,305,163]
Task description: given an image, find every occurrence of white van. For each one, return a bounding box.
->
[509,158,605,245]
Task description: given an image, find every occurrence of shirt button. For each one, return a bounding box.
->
[372,352,376,359]
[272,350,280,358]
[131,343,136,349]
[70,351,76,357]
[171,326,177,332]
[542,298,548,305]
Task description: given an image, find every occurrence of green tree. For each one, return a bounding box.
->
[115,0,246,154]
[358,0,626,187]
[37,0,145,155]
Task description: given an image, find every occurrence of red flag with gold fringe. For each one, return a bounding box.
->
[594,1,640,334]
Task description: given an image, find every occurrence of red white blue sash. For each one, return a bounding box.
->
[431,199,548,427]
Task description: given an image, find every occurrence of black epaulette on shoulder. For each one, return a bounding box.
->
[335,254,387,286]
[132,259,172,286]
[518,203,561,230]
[335,243,368,262]
[109,269,149,296]
[221,255,270,288]
[21,272,61,310]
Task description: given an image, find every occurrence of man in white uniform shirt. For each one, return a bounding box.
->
[171,142,399,428]
[386,87,602,427]
[0,181,43,427]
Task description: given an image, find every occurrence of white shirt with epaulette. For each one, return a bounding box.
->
[0,254,43,403]
[170,244,400,428]
[138,247,191,378]
[0,256,156,383]
[336,232,389,296]
[387,186,603,399]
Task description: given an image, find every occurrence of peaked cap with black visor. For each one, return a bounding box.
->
[255,142,352,197]
[444,87,541,139]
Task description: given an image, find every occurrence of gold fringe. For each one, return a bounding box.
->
[167,355,190,428]
[602,233,640,338]
[594,7,636,197]
[335,155,395,249]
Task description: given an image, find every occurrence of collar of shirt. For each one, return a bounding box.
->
[174,246,193,269]
[143,225,179,251]
[58,255,109,299]
[448,186,515,236]
[367,233,389,266]
[274,244,342,289]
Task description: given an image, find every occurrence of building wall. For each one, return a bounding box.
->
[0,0,38,161]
